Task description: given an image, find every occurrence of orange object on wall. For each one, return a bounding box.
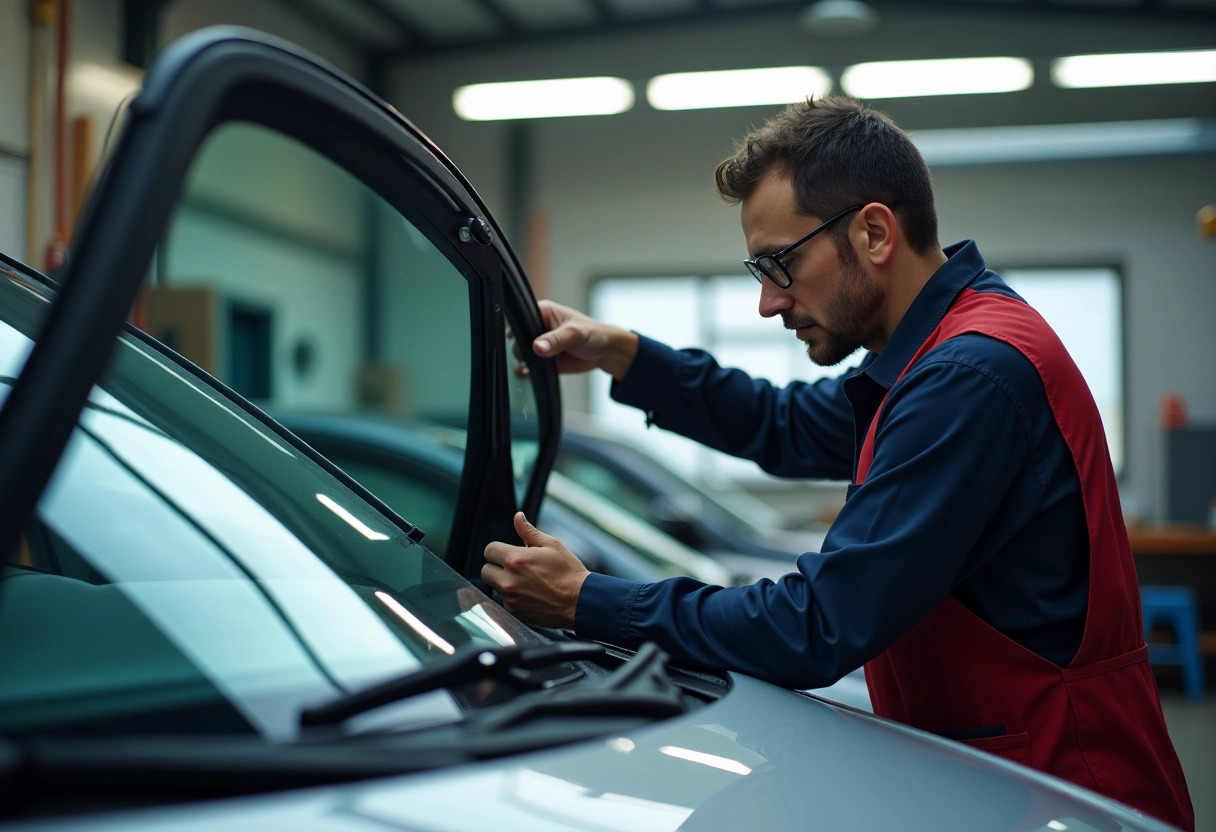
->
[1160,393,1188,430]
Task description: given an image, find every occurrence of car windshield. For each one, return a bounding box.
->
[0,263,541,742]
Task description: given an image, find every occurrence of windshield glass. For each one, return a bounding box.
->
[0,264,540,741]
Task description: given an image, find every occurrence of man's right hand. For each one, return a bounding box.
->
[526,300,639,381]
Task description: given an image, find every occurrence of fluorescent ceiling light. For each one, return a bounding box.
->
[647,67,832,111]
[841,57,1033,99]
[1051,50,1216,89]
[907,118,1216,166]
[453,77,634,121]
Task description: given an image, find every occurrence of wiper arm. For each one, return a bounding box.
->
[300,641,604,728]
[473,642,686,731]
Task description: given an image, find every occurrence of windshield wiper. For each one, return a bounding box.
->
[300,641,604,728]
[471,642,686,730]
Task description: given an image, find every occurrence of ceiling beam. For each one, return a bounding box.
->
[581,0,619,24]
[266,0,372,55]
[466,0,524,33]
[387,0,1216,64]
[122,0,166,69]
[350,0,437,48]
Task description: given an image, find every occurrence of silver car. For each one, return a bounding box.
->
[0,28,1179,832]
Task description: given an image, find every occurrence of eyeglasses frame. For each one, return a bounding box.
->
[744,204,865,289]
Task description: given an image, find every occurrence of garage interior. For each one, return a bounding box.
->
[0,0,1213,827]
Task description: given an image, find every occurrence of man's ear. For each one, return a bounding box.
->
[856,203,897,266]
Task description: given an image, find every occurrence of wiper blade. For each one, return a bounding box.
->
[300,641,604,728]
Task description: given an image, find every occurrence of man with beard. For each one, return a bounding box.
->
[482,97,1192,829]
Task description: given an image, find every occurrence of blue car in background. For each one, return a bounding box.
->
[0,28,1180,832]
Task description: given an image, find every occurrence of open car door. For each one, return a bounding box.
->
[0,27,559,580]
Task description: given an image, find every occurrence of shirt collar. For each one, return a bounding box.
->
[863,240,988,390]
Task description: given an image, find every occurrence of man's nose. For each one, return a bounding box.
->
[758,277,792,318]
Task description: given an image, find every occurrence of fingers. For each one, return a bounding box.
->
[513,511,554,547]
[481,514,589,629]
[532,300,582,357]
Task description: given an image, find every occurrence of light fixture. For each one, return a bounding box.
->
[801,0,879,37]
[907,119,1216,166]
[1051,49,1216,89]
[71,62,143,110]
[647,66,832,111]
[841,57,1033,99]
[453,77,634,121]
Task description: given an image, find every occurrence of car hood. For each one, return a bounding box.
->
[5,675,1172,832]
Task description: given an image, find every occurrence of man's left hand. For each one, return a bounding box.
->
[482,512,590,629]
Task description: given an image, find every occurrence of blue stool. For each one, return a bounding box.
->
[1140,585,1206,701]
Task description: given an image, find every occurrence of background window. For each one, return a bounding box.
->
[589,266,1125,490]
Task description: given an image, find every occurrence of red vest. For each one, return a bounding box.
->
[859,288,1193,830]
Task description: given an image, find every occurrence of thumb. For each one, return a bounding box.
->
[514,511,553,547]
[533,317,580,357]
[533,332,557,356]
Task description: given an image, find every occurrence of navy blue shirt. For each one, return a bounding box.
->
[575,241,1089,688]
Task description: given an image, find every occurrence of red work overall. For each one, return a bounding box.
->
[859,288,1193,830]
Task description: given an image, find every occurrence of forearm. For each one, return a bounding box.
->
[574,570,856,690]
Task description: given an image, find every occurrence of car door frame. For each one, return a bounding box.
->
[0,26,560,580]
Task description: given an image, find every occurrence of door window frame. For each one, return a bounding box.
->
[0,29,559,578]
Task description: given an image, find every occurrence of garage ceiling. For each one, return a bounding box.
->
[288,0,1216,62]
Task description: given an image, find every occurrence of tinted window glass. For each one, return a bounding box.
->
[506,322,541,503]
[0,264,538,740]
[151,122,475,547]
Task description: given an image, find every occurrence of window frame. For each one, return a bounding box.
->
[0,29,560,580]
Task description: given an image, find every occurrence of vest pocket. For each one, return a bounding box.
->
[958,731,1030,765]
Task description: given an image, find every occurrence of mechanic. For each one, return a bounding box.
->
[481,97,1193,830]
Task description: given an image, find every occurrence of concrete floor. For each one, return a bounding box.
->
[1160,690,1215,831]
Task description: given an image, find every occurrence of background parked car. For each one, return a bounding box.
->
[277,411,735,587]
[557,423,827,581]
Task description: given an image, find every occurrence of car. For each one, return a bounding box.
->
[556,422,827,581]
[276,410,735,587]
[0,27,1181,832]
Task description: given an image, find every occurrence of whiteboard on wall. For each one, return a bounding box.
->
[0,155,25,262]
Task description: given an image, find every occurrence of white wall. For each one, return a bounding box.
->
[0,0,31,262]
[385,8,1216,523]
[0,0,29,154]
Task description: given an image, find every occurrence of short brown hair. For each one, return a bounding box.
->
[714,97,939,254]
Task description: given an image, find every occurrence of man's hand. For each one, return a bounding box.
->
[524,300,639,381]
[482,512,590,629]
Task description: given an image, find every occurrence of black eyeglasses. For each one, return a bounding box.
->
[744,204,863,289]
